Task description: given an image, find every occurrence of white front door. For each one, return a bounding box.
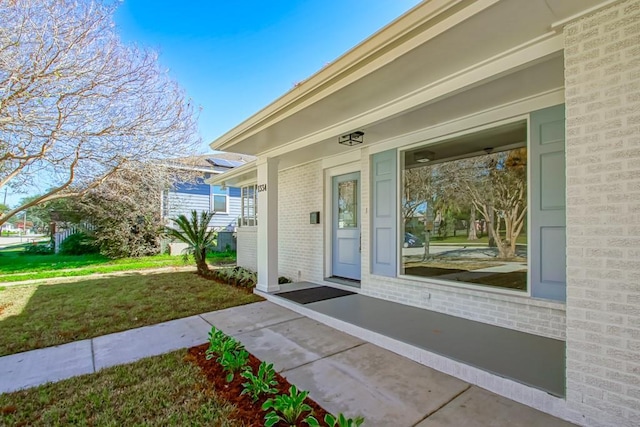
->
[332,172,361,281]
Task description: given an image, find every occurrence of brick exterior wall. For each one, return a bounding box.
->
[236,227,257,272]
[272,149,567,340]
[564,1,640,426]
[278,162,324,283]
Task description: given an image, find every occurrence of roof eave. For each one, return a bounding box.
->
[205,160,257,186]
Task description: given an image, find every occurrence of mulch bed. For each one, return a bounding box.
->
[185,343,331,427]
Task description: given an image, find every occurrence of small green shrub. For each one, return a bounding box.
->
[278,276,292,284]
[262,385,319,427]
[218,346,249,383]
[238,268,257,288]
[213,267,257,289]
[205,327,229,358]
[206,327,242,359]
[241,361,279,402]
[205,327,249,382]
[325,413,365,427]
[23,243,54,255]
[59,232,99,255]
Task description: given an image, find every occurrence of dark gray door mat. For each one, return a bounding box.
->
[276,286,356,304]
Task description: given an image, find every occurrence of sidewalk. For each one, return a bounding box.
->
[0,235,47,249]
[0,301,576,427]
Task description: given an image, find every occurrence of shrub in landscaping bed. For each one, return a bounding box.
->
[187,326,365,427]
[187,343,330,426]
[210,267,293,290]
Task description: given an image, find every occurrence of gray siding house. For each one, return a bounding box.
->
[162,153,253,230]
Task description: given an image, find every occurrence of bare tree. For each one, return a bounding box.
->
[0,0,200,225]
[49,162,202,258]
[402,167,433,224]
[406,147,527,259]
[448,148,527,259]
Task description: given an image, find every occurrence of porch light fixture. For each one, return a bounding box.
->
[415,150,435,163]
[338,131,364,146]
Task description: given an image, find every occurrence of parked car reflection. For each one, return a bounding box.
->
[404,232,424,248]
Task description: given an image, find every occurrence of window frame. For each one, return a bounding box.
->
[211,185,229,214]
[240,184,258,227]
[395,118,532,297]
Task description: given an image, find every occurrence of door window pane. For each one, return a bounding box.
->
[338,180,358,228]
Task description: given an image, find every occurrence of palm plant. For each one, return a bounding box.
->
[165,210,216,276]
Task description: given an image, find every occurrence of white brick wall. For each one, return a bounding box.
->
[236,227,257,272]
[278,162,324,282]
[565,1,640,426]
[272,148,567,340]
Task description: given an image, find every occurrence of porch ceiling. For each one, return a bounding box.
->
[211,0,604,161]
[275,54,563,170]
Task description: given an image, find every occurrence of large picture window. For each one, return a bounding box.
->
[401,122,528,291]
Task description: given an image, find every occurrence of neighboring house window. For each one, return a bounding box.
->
[212,185,228,213]
[241,185,257,226]
[401,123,528,292]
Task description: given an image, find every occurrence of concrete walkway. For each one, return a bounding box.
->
[0,301,576,427]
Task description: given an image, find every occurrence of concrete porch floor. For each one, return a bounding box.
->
[257,282,575,424]
[273,283,565,397]
[206,300,576,427]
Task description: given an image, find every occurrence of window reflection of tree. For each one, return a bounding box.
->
[402,146,528,291]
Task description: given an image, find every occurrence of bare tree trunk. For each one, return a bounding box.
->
[422,230,431,261]
[487,205,496,248]
[488,218,513,258]
[468,209,478,240]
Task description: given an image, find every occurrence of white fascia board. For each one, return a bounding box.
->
[550,0,624,31]
[205,160,257,186]
[260,33,564,160]
[176,167,220,174]
[159,163,219,174]
[211,0,499,152]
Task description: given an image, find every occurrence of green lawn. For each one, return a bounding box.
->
[0,350,241,426]
[0,271,262,356]
[0,246,236,282]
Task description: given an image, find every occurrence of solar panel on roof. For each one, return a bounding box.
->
[208,158,229,167]
[208,158,244,168]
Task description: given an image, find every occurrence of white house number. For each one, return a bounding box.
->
[257,184,267,192]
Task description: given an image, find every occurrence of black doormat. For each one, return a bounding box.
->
[276,286,356,305]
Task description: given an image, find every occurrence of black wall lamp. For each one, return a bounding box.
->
[338,131,364,146]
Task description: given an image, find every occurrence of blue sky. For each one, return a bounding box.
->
[114,0,421,152]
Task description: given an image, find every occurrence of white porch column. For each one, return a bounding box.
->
[256,157,280,292]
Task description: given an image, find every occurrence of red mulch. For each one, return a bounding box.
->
[185,343,331,427]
